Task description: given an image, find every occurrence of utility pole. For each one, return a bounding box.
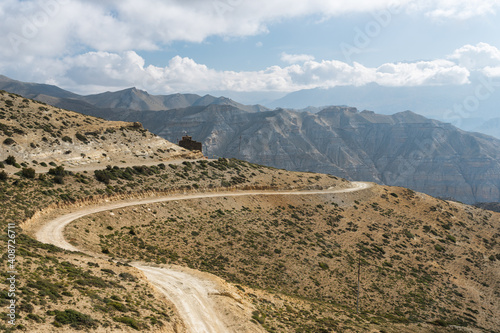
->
[357,255,361,314]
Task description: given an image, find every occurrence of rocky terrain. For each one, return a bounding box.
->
[92,104,500,205]
[0,90,202,172]
[66,176,500,332]
[2,75,500,204]
[0,94,498,332]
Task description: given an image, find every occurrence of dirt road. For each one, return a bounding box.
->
[33,181,372,333]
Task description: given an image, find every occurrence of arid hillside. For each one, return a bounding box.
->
[67,170,500,332]
[0,93,498,332]
[0,90,201,173]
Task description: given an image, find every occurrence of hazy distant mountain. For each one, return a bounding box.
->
[474,118,500,139]
[3,75,500,204]
[267,82,500,129]
[0,75,269,113]
[0,75,79,99]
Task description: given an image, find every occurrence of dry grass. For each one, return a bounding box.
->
[68,185,499,332]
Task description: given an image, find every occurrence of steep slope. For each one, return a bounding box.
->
[0,75,79,99]
[266,82,500,123]
[86,104,500,204]
[0,90,202,172]
[66,181,500,332]
[0,75,269,113]
[3,76,500,204]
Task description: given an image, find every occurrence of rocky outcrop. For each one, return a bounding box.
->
[96,105,500,204]
[3,76,500,204]
[0,91,202,171]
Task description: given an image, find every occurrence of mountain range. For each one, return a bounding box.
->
[2,74,500,204]
[266,79,500,139]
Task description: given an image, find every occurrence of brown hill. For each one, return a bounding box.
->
[0,90,202,173]
[66,172,500,332]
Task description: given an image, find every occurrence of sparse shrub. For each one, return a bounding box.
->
[252,310,266,325]
[51,309,97,329]
[48,166,65,176]
[0,162,4,168]
[5,155,16,165]
[318,262,329,270]
[61,136,73,143]
[75,132,88,143]
[114,316,140,330]
[118,272,137,282]
[21,167,36,179]
[101,268,116,275]
[3,138,16,145]
[53,175,64,184]
[446,235,456,243]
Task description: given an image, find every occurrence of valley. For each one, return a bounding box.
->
[0,87,499,333]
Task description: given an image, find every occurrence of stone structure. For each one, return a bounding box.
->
[178,135,202,152]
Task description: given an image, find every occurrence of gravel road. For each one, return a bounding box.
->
[33,182,372,333]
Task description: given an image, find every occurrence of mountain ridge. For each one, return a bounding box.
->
[2,75,500,204]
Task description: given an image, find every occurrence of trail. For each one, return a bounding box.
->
[33,181,372,333]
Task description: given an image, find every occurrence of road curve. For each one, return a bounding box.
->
[34,181,372,333]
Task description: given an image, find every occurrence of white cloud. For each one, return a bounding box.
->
[281,53,315,64]
[1,0,499,61]
[448,43,500,70]
[414,0,500,19]
[1,49,473,95]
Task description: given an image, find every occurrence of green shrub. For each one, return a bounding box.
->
[0,170,7,181]
[114,316,140,330]
[53,175,64,184]
[75,132,88,143]
[21,167,36,179]
[318,262,329,270]
[5,155,16,165]
[435,244,444,252]
[52,309,97,329]
[61,136,73,143]
[107,301,128,312]
[95,170,110,184]
[39,162,47,167]
[48,166,65,176]
[26,313,44,323]
[3,138,16,145]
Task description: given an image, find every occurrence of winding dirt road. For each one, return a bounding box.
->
[33,181,372,333]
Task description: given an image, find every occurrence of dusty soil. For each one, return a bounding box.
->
[29,183,371,333]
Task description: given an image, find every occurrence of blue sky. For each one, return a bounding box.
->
[1,0,500,97]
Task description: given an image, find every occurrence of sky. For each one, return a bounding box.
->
[1,0,500,100]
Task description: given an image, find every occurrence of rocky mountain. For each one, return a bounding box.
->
[266,81,500,134]
[82,105,500,204]
[0,90,202,172]
[0,75,268,113]
[2,75,500,204]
